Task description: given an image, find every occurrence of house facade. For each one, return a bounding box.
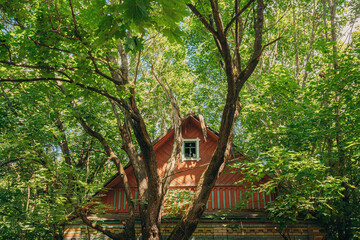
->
[64,115,324,240]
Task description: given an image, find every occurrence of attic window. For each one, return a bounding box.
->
[182,138,200,161]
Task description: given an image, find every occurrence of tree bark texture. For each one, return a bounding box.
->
[168,0,265,239]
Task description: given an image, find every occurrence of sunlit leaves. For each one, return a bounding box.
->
[232,6,360,236]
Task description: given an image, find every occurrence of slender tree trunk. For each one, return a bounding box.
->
[322,0,329,42]
[329,1,352,238]
[302,0,318,88]
[330,0,338,70]
[293,2,300,85]
[130,111,163,240]
[168,102,238,240]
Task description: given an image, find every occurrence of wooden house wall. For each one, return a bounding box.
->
[100,186,275,213]
[154,117,246,186]
[97,116,273,214]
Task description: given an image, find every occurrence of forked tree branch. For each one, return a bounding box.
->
[168,1,265,239]
[109,99,148,200]
[187,4,218,38]
[150,66,183,194]
[68,0,82,40]
[46,0,56,30]
[88,51,120,83]
[235,0,265,92]
[224,0,256,34]
[210,0,225,38]
[236,36,282,90]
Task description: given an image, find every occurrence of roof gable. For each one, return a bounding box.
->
[101,115,243,190]
[153,115,218,152]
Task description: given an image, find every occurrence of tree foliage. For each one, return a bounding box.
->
[0,0,359,239]
[231,1,360,238]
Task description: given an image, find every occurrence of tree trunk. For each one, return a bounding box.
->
[168,1,265,239]
[293,2,300,85]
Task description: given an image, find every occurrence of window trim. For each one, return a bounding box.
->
[182,138,201,161]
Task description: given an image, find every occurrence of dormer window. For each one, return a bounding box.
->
[182,138,200,161]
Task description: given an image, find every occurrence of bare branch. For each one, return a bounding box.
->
[134,50,141,85]
[261,36,283,53]
[210,0,225,37]
[87,51,119,83]
[68,0,82,40]
[26,35,72,53]
[46,0,55,30]
[53,0,62,30]
[235,0,265,91]
[247,36,283,69]
[0,158,25,168]
[224,0,255,34]
[78,212,126,240]
[205,0,236,89]
[150,66,181,117]
[187,4,218,38]
[0,77,69,83]
[150,66,183,194]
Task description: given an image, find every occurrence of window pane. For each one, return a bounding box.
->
[184,141,197,158]
[185,142,196,148]
[185,147,190,157]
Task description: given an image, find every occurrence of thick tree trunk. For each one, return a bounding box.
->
[168,86,239,240]
[125,65,183,240]
[144,204,162,240]
[130,111,163,240]
[168,0,265,239]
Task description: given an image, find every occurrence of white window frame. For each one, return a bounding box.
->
[182,138,201,161]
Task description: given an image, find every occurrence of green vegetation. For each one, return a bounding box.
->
[0,0,359,239]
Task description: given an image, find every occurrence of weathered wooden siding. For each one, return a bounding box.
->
[97,116,273,214]
[101,186,275,213]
